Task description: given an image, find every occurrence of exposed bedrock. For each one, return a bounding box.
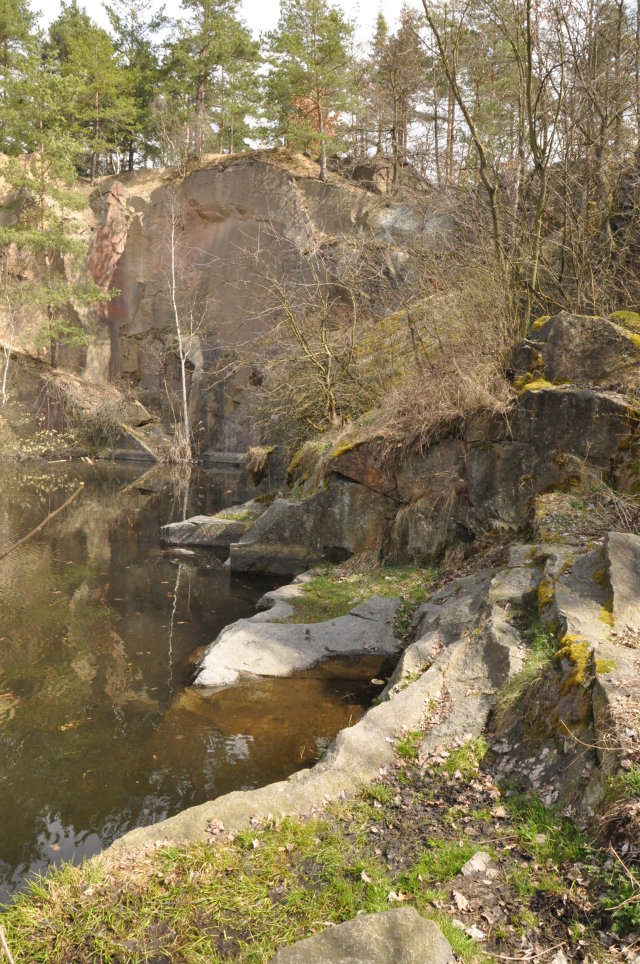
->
[111,543,534,851]
[111,525,639,856]
[87,152,450,455]
[194,590,401,689]
[230,311,640,574]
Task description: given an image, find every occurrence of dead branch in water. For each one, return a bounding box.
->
[0,482,84,560]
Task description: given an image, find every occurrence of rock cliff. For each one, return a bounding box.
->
[87,151,447,457]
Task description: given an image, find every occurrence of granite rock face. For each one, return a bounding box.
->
[230,478,396,575]
[524,311,640,395]
[233,382,638,574]
[238,311,640,574]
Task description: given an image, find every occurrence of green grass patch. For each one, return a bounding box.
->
[363,782,395,805]
[608,768,640,801]
[281,565,437,626]
[442,737,488,780]
[1,808,488,963]
[396,730,423,761]
[402,838,481,889]
[503,793,589,866]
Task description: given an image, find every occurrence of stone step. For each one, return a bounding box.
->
[201,450,246,467]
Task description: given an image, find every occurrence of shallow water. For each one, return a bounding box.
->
[0,462,386,901]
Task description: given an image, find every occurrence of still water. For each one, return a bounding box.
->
[0,462,383,901]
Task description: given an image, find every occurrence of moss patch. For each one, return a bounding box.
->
[610,310,640,330]
[519,378,556,394]
[537,577,555,612]
[598,605,614,628]
[531,315,551,330]
[279,564,437,631]
[555,634,592,686]
[595,658,617,674]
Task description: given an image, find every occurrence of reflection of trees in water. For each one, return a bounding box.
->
[0,465,156,890]
[0,462,272,898]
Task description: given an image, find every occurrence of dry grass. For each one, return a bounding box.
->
[236,188,517,464]
[247,445,275,485]
[590,479,640,535]
[366,263,515,454]
[38,369,129,449]
[163,426,192,464]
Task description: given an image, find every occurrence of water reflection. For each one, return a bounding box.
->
[0,463,383,901]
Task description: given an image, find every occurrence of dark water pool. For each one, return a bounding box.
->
[0,462,384,902]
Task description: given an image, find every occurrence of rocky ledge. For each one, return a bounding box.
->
[160,498,268,549]
[226,311,640,575]
[194,582,401,688]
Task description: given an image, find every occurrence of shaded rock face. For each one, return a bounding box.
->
[524,311,640,395]
[88,153,448,456]
[231,311,640,573]
[231,478,395,575]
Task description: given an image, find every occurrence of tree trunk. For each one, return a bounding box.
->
[169,210,191,454]
[318,101,326,181]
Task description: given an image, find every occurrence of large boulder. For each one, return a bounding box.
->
[160,499,268,549]
[230,478,395,574]
[523,311,640,394]
[270,909,454,964]
[194,595,401,689]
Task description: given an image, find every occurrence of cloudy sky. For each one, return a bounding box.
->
[38,0,422,45]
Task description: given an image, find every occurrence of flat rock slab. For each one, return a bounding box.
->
[194,595,402,688]
[160,500,266,548]
[270,909,454,964]
[605,532,640,636]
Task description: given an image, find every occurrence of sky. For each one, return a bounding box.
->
[37,0,422,46]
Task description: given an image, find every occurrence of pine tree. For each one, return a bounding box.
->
[0,0,35,153]
[265,0,354,180]
[368,6,428,183]
[0,39,107,366]
[46,2,135,182]
[163,0,258,159]
[103,0,164,168]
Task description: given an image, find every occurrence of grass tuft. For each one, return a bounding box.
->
[494,616,557,725]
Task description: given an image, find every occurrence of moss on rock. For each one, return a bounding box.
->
[555,634,592,687]
[537,577,555,612]
[531,315,551,331]
[610,310,640,330]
